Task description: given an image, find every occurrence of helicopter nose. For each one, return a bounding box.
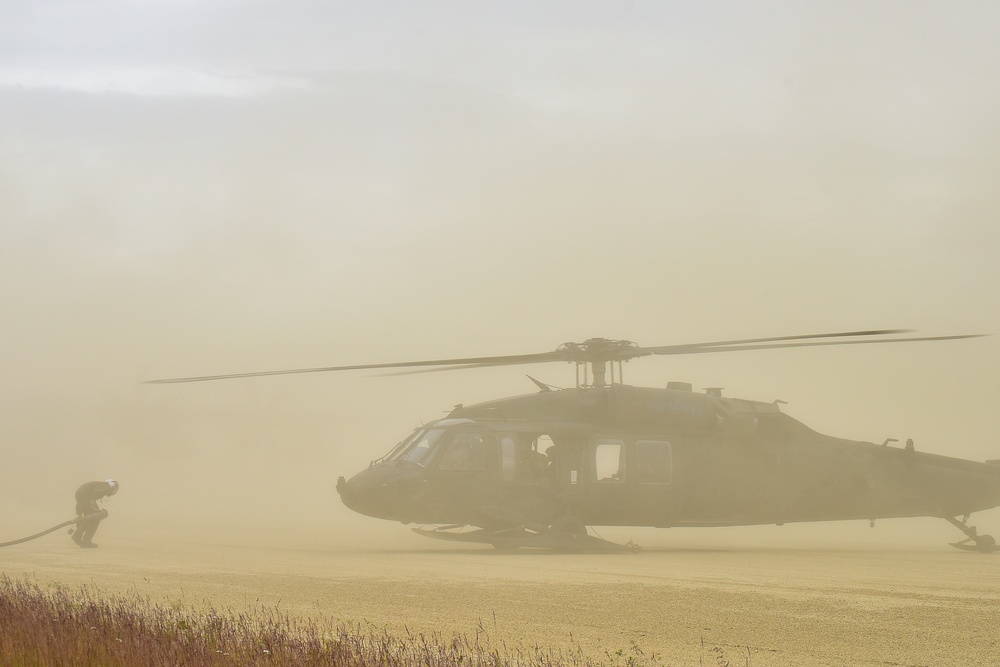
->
[337,464,425,521]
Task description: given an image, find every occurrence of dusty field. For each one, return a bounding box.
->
[1,525,998,667]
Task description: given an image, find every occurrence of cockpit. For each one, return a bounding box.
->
[378,418,481,468]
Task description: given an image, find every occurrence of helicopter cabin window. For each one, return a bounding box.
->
[500,435,517,482]
[437,432,487,471]
[593,439,625,483]
[636,440,672,485]
[499,433,557,484]
[521,434,555,484]
[400,428,446,467]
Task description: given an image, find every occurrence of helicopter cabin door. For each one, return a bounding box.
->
[422,429,498,524]
[582,436,677,527]
[632,439,676,526]
[494,431,581,527]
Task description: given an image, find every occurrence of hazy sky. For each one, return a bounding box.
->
[2,2,998,544]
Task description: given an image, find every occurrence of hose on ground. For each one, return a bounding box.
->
[0,519,78,548]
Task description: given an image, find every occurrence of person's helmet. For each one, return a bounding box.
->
[106,478,119,494]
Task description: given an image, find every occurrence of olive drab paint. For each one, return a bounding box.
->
[153,331,999,552]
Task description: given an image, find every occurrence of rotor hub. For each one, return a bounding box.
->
[556,338,641,364]
[555,338,640,388]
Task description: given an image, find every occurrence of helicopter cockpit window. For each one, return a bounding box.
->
[398,428,446,466]
[636,440,672,485]
[593,439,625,483]
[437,432,487,471]
[383,429,425,462]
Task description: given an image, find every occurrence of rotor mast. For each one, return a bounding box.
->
[558,338,640,388]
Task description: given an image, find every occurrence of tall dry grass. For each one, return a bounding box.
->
[0,575,658,666]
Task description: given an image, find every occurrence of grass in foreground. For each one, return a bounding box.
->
[0,575,661,666]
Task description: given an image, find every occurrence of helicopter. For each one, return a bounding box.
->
[149,329,1000,553]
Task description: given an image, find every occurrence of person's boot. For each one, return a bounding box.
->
[70,527,83,546]
[76,519,98,548]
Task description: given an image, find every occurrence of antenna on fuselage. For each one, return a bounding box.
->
[526,376,557,392]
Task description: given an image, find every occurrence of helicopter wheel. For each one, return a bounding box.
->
[492,542,519,553]
[548,516,587,536]
[975,534,997,553]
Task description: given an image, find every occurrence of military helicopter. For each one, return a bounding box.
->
[149,329,1000,552]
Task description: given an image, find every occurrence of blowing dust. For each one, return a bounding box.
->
[3,2,1000,666]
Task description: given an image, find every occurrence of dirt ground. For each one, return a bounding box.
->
[2,522,999,667]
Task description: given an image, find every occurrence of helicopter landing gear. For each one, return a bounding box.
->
[945,515,998,553]
[548,515,587,536]
[411,521,639,553]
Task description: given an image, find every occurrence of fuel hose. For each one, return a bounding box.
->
[0,519,78,548]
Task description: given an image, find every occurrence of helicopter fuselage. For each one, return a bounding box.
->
[336,384,1000,532]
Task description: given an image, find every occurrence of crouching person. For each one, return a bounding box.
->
[71,479,119,548]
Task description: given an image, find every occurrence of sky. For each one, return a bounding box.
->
[1,1,999,548]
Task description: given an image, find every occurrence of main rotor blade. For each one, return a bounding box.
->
[146,330,984,384]
[380,361,543,376]
[381,333,985,375]
[145,350,566,384]
[642,333,985,357]
[636,329,913,357]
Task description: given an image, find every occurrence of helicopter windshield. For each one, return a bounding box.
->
[391,428,447,467]
[380,428,425,462]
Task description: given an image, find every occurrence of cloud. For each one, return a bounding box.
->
[0,65,314,98]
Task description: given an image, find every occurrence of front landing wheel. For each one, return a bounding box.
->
[975,534,997,553]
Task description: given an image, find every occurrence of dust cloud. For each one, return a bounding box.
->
[2,3,1000,664]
